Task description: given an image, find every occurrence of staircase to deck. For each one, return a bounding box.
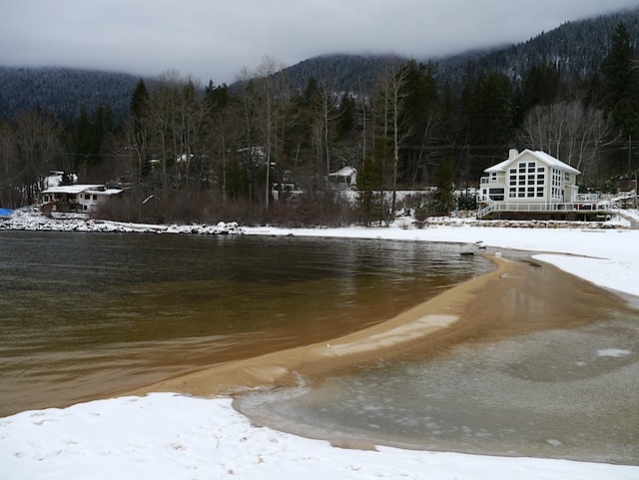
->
[476,202,494,219]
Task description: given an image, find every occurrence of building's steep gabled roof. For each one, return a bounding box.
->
[485,150,580,175]
[532,151,580,174]
[41,185,104,195]
[329,166,357,177]
[484,159,510,173]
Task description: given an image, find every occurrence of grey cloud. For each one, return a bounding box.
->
[1,0,638,84]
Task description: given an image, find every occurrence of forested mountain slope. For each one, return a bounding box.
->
[436,6,639,88]
[282,6,639,92]
[0,67,140,121]
[2,6,639,120]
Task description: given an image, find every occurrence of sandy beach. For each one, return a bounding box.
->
[129,253,629,403]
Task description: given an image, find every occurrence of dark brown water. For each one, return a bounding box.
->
[0,231,491,416]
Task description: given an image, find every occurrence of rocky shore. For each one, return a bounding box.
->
[0,207,243,235]
[0,206,630,234]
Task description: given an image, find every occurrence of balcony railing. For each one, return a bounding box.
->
[477,201,611,217]
[477,193,600,206]
[576,193,598,202]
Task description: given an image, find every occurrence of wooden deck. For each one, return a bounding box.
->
[477,201,612,221]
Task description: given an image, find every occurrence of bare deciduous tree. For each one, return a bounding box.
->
[237,56,290,210]
[14,110,62,203]
[143,70,208,195]
[375,58,412,217]
[305,76,342,181]
[203,86,237,204]
[178,79,207,189]
[0,120,19,207]
[517,101,617,179]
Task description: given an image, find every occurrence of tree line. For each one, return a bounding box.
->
[1,23,638,225]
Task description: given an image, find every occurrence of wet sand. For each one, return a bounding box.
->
[129,254,630,400]
[231,254,639,464]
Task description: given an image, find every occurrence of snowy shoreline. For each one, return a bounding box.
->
[0,207,244,235]
[0,205,631,235]
[2,210,639,479]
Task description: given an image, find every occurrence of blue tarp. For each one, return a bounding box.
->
[0,208,13,217]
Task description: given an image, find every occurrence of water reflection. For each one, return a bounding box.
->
[0,231,491,416]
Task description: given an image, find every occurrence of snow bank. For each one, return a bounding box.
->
[2,394,637,480]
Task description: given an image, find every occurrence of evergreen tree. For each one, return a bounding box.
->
[203,81,234,201]
[432,158,456,215]
[59,171,75,186]
[130,79,149,122]
[336,93,356,141]
[438,82,459,146]
[204,81,230,109]
[459,60,476,146]
[398,60,438,186]
[129,79,150,189]
[357,140,385,226]
[88,106,107,167]
[467,71,511,176]
[522,61,562,108]
[512,61,562,130]
[601,22,639,139]
[72,106,91,173]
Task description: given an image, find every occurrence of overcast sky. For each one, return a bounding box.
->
[2,0,639,85]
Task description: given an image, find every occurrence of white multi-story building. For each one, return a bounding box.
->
[477,149,602,219]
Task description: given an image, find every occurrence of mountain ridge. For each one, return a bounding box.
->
[2,6,639,120]
[281,6,639,92]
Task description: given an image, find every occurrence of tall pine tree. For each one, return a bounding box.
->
[602,22,639,139]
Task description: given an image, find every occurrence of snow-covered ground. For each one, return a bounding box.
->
[2,210,639,480]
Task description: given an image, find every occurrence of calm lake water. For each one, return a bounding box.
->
[0,231,491,416]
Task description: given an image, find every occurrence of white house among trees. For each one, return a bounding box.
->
[328,166,357,188]
[41,185,124,214]
[477,149,602,219]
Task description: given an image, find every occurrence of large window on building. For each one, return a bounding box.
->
[508,163,545,198]
[551,168,562,200]
[488,188,504,201]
